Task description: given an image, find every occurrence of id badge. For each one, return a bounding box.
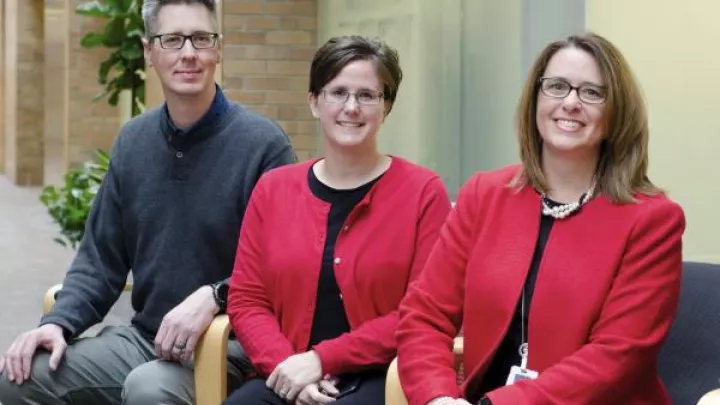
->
[505,365,538,385]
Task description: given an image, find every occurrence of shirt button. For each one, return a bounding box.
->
[176,151,183,158]
[343,225,349,231]
[334,257,341,265]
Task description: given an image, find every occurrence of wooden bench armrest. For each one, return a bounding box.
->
[385,337,464,405]
[195,314,231,405]
[699,389,720,405]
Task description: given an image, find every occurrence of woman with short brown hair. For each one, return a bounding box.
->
[223,35,451,405]
[396,32,685,405]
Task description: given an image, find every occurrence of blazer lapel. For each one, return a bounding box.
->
[487,186,543,298]
[527,195,618,370]
[467,186,542,369]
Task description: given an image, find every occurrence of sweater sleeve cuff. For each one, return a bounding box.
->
[312,340,345,376]
[39,315,76,341]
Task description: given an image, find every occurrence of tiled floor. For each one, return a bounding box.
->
[0,176,132,354]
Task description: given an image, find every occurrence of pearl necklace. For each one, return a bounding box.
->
[541,180,597,220]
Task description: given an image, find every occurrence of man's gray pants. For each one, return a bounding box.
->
[0,325,251,405]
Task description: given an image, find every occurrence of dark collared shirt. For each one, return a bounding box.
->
[163,83,229,136]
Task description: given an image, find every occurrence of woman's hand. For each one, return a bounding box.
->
[295,380,338,405]
[267,351,323,401]
[427,397,473,405]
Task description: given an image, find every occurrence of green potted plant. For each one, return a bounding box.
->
[40,150,111,249]
[40,0,145,248]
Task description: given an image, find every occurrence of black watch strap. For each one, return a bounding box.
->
[211,282,228,313]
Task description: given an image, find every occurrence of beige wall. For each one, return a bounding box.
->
[586,1,720,264]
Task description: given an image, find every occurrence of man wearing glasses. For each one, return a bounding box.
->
[0,1,296,404]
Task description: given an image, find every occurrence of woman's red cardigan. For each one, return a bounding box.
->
[228,157,452,377]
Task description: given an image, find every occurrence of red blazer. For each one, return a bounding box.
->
[396,165,686,405]
[228,157,452,377]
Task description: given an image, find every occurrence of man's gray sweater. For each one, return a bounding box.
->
[40,90,296,339]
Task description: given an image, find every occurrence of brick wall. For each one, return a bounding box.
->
[3,0,45,185]
[65,0,119,170]
[222,0,319,161]
[43,1,66,185]
[0,0,5,174]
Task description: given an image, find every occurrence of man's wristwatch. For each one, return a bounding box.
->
[210,282,228,313]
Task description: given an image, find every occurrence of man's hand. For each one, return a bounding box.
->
[295,380,337,405]
[0,324,67,384]
[154,285,218,363]
[267,351,323,401]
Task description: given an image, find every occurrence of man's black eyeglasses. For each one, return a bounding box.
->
[150,33,219,50]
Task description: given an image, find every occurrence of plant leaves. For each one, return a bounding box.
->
[75,1,110,18]
[119,0,135,12]
[96,149,111,166]
[97,55,118,84]
[103,0,125,13]
[40,149,108,249]
[123,70,138,87]
[120,45,143,60]
[103,18,127,47]
[92,88,109,101]
[108,88,121,105]
[77,0,145,115]
[80,32,106,48]
[135,81,145,105]
[127,28,144,39]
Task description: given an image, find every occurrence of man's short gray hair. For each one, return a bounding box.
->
[142,0,218,37]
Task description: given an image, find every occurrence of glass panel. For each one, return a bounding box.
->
[318,0,585,198]
[318,0,463,197]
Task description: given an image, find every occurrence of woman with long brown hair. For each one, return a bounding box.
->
[396,32,685,405]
